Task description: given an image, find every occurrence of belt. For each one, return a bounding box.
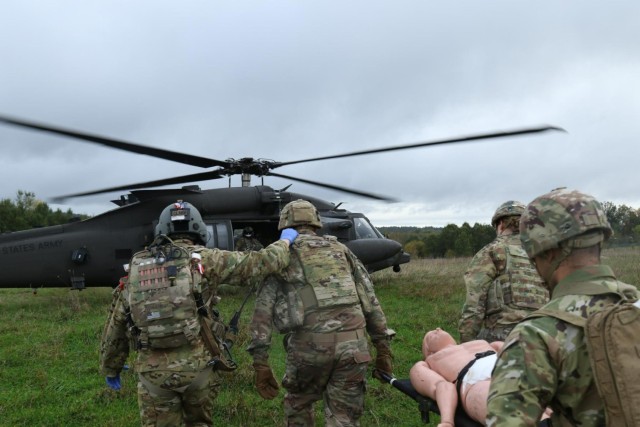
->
[293,328,366,343]
[138,367,211,398]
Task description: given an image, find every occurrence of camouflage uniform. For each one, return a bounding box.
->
[235,236,264,252]
[247,231,392,427]
[487,188,639,427]
[459,232,548,342]
[486,265,638,426]
[100,238,291,427]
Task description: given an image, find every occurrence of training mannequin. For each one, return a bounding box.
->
[409,328,502,426]
[410,328,551,426]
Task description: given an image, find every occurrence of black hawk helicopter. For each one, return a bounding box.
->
[0,115,562,289]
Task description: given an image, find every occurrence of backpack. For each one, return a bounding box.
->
[534,296,640,427]
[127,244,201,349]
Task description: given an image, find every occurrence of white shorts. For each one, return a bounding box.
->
[461,354,497,392]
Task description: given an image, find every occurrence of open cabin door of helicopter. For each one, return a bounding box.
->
[203,220,234,250]
[149,217,234,250]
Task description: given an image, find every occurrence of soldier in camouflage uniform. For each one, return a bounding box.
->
[459,201,548,342]
[100,201,298,427]
[247,199,394,427]
[235,226,264,252]
[487,188,640,426]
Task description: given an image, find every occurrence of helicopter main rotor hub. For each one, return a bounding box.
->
[224,157,276,176]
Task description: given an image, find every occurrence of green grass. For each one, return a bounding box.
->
[1,247,638,426]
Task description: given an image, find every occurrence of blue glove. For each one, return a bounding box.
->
[106,375,121,391]
[279,228,298,244]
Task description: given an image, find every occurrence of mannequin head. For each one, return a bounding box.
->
[422,328,456,357]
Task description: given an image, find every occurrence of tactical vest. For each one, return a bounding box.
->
[127,243,202,349]
[294,235,360,311]
[272,235,360,332]
[486,243,548,316]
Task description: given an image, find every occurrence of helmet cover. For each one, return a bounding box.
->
[491,200,526,227]
[519,188,612,259]
[278,199,322,230]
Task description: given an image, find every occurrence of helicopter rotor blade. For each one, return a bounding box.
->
[267,172,397,202]
[0,114,230,169]
[272,125,565,168]
[51,170,226,202]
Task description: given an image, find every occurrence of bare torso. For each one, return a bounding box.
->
[425,340,496,382]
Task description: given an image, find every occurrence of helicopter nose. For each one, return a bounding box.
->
[344,238,402,265]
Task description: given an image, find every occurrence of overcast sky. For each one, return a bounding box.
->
[1,1,639,227]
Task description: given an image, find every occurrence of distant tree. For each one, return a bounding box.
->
[603,201,619,232]
[404,240,427,258]
[472,223,495,252]
[0,190,87,233]
[633,224,640,242]
[439,224,460,257]
[0,199,26,231]
[454,222,474,257]
[603,201,640,244]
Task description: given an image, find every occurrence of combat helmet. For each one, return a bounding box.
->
[491,200,526,227]
[242,226,255,237]
[519,188,612,259]
[278,199,322,230]
[155,200,208,244]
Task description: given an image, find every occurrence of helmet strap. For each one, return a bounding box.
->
[545,246,572,284]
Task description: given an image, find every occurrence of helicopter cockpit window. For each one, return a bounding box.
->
[319,217,351,240]
[353,218,381,239]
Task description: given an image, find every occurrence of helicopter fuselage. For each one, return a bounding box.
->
[0,185,409,289]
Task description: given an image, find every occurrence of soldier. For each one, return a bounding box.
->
[100,200,298,427]
[486,188,639,426]
[235,226,264,252]
[458,200,549,342]
[247,199,394,427]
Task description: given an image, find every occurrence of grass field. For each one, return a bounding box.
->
[1,247,638,426]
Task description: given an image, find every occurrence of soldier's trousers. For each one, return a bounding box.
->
[137,368,218,427]
[282,333,371,427]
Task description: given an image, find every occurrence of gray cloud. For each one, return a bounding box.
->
[1,1,639,226]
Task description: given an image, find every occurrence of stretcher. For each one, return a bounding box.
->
[377,371,483,427]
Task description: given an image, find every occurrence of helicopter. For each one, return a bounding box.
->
[0,115,562,289]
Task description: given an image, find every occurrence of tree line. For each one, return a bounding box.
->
[380,201,640,259]
[0,191,89,233]
[2,191,638,257]
[380,223,495,258]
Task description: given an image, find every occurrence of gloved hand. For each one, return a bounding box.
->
[106,375,121,391]
[253,361,279,400]
[279,228,298,245]
[372,340,393,382]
